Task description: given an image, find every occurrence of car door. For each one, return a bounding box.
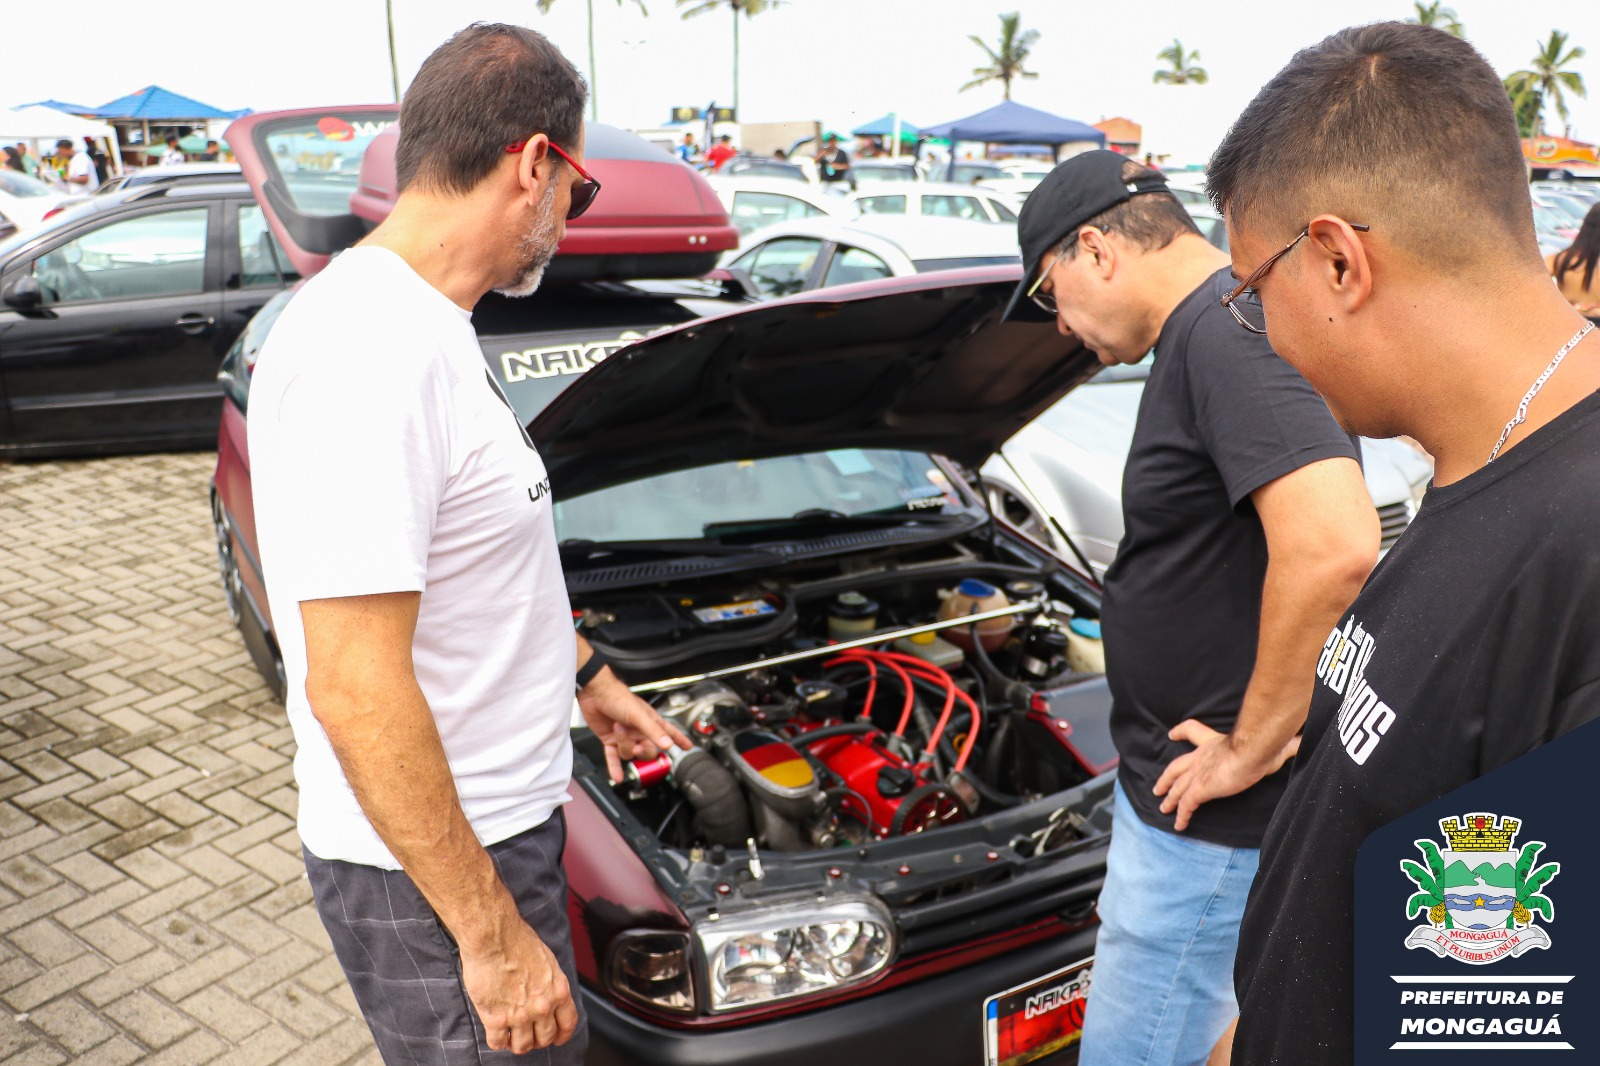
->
[220,199,295,361]
[0,201,223,453]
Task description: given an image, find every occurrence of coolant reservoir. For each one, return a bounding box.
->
[894,631,964,667]
[938,579,1013,652]
[1064,617,1105,674]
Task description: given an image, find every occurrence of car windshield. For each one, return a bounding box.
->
[258,111,398,215]
[855,165,916,182]
[553,449,968,543]
[0,171,54,198]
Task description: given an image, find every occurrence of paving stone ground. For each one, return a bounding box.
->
[0,453,380,1065]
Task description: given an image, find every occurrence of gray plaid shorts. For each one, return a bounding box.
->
[303,811,588,1066]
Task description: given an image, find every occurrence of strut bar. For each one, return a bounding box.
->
[628,599,1048,694]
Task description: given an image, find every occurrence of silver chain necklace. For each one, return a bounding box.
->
[1487,321,1595,463]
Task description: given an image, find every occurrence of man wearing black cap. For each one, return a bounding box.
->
[1004,151,1378,1065]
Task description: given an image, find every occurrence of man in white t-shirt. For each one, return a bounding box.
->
[56,139,98,193]
[247,23,686,1065]
[159,134,185,166]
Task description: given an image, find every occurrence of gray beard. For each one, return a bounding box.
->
[494,185,561,298]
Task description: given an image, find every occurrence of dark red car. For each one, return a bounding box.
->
[212,108,1115,1066]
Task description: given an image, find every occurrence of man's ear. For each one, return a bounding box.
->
[1079,227,1116,280]
[516,134,552,206]
[1306,216,1373,314]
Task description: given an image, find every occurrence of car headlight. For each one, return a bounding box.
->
[698,897,895,1012]
[609,931,696,1014]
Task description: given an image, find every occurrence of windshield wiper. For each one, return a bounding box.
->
[702,507,966,539]
[559,538,783,563]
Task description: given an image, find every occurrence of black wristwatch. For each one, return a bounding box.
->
[576,646,608,691]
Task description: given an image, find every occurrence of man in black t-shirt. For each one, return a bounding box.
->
[816,134,850,185]
[1004,151,1378,1066]
[1206,24,1600,1064]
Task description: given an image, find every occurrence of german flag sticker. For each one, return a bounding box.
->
[734,732,814,791]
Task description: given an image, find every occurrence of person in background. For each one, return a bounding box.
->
[816,133,850,185]
[772,148,786,161]
[1206,23,1600,1064]
[1005,150,1378,1066]
[1547,201,1600,323]
[706,133,737,171]
[84,137,109,185]
[202,139,222,162]
[15,143,40,179]
[2,147,22,173]
[56,139,99,193]
[676,130,695,164]
[159,134,186,166]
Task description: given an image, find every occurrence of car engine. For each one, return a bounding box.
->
[582,569,1115,855]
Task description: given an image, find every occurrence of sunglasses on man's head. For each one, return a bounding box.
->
[503,139,601,220]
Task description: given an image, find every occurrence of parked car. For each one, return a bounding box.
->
[850,160,920,184]
[0,169,88,232]
[722,216,1021,299]
[216,106,1115,1066]
[704,175,854,238]
[976,160,1054,200]
[979,363,1433,577]
[0,177,296,457]
[94,162,243,197]
[943,161,1008,185]
[852,182,1019,224]
[719,155,809,182]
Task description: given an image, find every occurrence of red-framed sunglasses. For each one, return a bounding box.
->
[504,139,601,220]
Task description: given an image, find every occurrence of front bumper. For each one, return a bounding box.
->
[583,924,1097,1066]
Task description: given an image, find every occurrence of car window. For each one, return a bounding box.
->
[989,198,1018,222]
[729,191,823,236]
[922,195,986,221]
[741,236,822,298]
[855,166,915,182]
[31,207,209,305]
[237,203,296,288]
[856,195,906,215]
[912,255,1021,273]
[0,172,53,198]
[218,287,297,413]
[260,111,397,216]
[554,449,965,542]
[1169,188,1209,206]
[822,245,892,288]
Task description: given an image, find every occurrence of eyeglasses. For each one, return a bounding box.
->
[1025,225,1112,316]
[1221,222,1370,334]
[503,139,602,220]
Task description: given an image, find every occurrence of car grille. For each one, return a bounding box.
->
[1377,501,1412,553]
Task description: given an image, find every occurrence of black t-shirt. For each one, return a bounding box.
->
[818,148,850,182]
[1101,267,1359,848]
[1234,390,1600,1064]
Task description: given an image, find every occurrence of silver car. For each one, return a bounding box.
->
[979,363,1432,577]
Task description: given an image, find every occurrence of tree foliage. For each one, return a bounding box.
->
[1504,30,1588,137]
[961,12,1041,100]
[1406,2,1464,38]
[1153,39,1207,86]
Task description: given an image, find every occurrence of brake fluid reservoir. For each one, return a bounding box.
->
[827,592,879,642]
[894,630,964,668]
[1064,617,1106,674]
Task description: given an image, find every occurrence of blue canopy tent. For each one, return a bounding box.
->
[922,100,1105,177]
[88,86,239,162]
[850,112,922,161]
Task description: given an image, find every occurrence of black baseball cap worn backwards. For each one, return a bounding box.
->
[1003,149,1172,322]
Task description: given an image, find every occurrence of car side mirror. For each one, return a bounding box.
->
[705,266,757,301]
[2,276,42,311]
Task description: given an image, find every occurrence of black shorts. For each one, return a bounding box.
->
[304,811,587,1065]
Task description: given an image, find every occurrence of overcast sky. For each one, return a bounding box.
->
[5,0,1597,165]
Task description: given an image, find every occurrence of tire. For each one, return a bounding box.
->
[210,490,242,627]
[983,481,1058,549]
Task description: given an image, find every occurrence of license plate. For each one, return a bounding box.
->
[982,957,1093,1066]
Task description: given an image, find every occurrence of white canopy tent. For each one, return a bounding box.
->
[0,106,124,175]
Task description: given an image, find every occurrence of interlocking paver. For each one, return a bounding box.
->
[0,455,372,1061]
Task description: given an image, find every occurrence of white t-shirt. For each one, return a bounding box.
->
[248,246,577,869]
[67,151,99,192]
[160,148,185,166]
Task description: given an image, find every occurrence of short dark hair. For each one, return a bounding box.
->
[1208,23,1534,267]
[396,23,587,196]
[55,139,72,151]
[1066,158,1200,257]
[1554,202,1600,292]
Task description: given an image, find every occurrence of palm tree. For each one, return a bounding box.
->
[538,0,650,120]
[1153,39,1207,85]
[1406,2,1464,38]
[1504,30,1587,137]
[676,0,780,116]
[961,13,1041,100]
[385,0,400,102]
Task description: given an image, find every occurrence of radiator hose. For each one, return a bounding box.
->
[673,748,752,847]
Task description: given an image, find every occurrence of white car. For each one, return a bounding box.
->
[979,365,1433,577]
[704,175,853,239]
[721,215,1020,299]
[976,160,1055,200]
[848,160,921,184]
[851,182,1019,224]
[0,170,87,233]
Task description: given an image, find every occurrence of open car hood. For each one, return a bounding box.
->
[224,106,737,281]
[529,268,1098,499]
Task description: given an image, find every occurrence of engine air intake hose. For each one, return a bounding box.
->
[673,748,751,847]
